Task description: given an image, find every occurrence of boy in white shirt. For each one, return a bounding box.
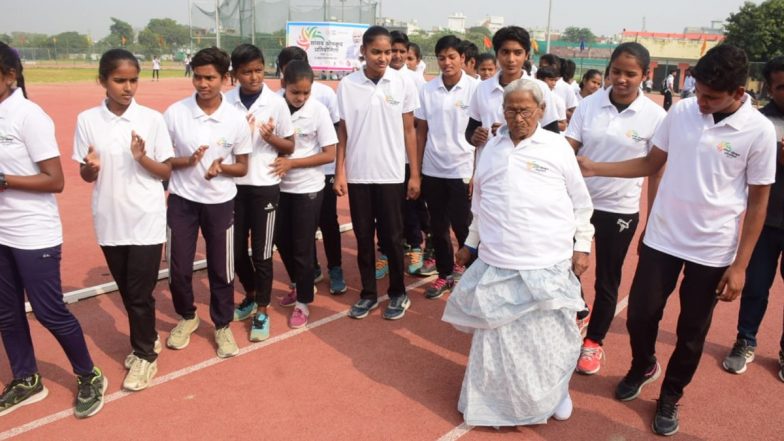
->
[579,44,777,436]
[163,47,252,358]
[390,30,430,276]
[416,35,479,299]
[227,44,294,343]
[334,26,420,320]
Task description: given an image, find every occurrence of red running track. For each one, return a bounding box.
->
[0,77,781,440]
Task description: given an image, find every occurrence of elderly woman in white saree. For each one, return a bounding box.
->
[443,78,595,427]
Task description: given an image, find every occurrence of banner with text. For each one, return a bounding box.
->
[286,21,368,71]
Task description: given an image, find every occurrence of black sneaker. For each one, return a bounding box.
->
[348,298,379,319]
[722,338,755,374]
[652,398,679,436]
[0,373,49,417]
[615,362,661,401]
[74,367,108,419]
[383,295,411,320]
[778,350,784,383]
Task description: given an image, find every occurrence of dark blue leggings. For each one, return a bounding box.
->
[0,244,94,379]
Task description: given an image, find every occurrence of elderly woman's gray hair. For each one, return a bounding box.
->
[503,78,545,108]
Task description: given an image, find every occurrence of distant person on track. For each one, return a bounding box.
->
[578,44,776,436]
[0,42,107,419]
[152,56,161,81]
[276,46,347,296]
[73,49,174,391]
[662,70,675,110]
[184,55,192,78]
[273,60,337,329]
[163,47,251,359]
[722,56,784,382]
[443,78,594,427]
[565,43,666,377]
[333,25,420,320]
[226,44,293,343]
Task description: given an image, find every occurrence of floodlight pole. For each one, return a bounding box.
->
[215,0,221,49]
[188,0,193,53]
[251,0,256,44]
[545,0,552,54]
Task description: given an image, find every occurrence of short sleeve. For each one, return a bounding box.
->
[564,100,585,143]
[22,107,59,163]
[414,86,427,121]
[402,76,419,114]
[72,114,91,164]
[336,81,346,121]
[322,86,340,124]
[468,84,482,121]
[316,106,339,148]
[150,112,175,163]
[746,121,777,185]
[232,118,253,156]
[275,102,295,138]
[651,109,674,152]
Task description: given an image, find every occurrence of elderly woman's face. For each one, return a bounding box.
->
[503,90,542,140]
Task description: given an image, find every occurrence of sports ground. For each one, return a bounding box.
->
[0,76,781,440]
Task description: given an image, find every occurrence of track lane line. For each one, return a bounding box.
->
[0,276,434,440]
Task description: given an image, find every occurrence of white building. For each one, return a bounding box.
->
[479,16,505,34]
[447,12,466,33]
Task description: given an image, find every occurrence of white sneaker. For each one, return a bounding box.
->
[122,358,158,391]
[553,393,573,421]
[215,327,239,358]
[124,335,163,369]
[167,317,200,350]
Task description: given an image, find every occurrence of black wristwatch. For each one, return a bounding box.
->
[0,172,7,191]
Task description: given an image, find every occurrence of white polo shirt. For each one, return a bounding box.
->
[468,125,594,270]
[337,68,419,184]
[0,88,62,250]
[281,98,338,194]
[401,66,427,92]
[554,93,567,122]
[645,96,777,266]
[73,99,174,246]
[415,72,478,179]
[164,93,253,204]
[278,81,340,175]
[566,87,666,214]
[468,71,559,132]
[227,85,293,187]
[555,78,579,110]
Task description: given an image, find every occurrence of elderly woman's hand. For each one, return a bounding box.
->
[572,251,590,277]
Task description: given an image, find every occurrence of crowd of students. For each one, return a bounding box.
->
[0,23,782,438]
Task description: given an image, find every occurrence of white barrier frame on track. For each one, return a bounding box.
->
[24,223,354,313]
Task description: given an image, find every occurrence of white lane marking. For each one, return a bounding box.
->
[435,294,632,441]
[0,276,434,440]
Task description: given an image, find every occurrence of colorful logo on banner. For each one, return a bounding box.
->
[716,141,740,159]
[297,27,325,51]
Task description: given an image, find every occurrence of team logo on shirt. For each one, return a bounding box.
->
[294,127,308,138]
[0,133,13,144]
[454,100,469,110]
[625,129,645,143]
[716,141,740,159]
[216,137,233,149]
[385,94,401,105]
[526,160,549,174]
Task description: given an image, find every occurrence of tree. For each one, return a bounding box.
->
[105,17,134,47]
[0,34,10,44]
[52,31,90,52]
[724,0,784,62]
[561,26,596,44]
